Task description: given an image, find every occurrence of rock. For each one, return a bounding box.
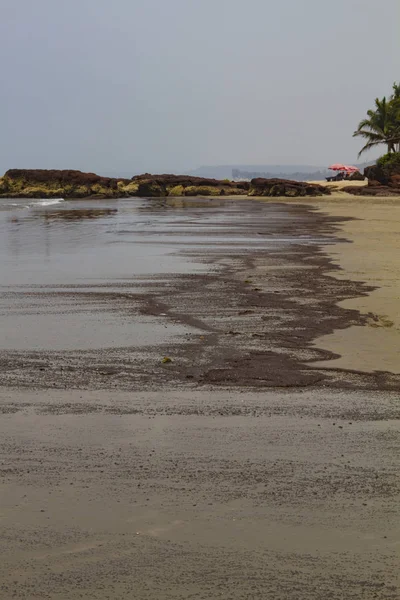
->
[185,185,226,196]
[137,180,165,197]
[117,181,140,196]
[347,171,365,181]
[344,153,400,196]
[0,169,131,199]
[168,184,185,196]
[248,178,331,197]
[130,173,250,197]
[0,169,336,199]
[343,183,400,196]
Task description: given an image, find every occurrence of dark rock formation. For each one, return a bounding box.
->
[0,169,333,199]
[343,184,400,196]
[344,153,400,196]
[249,178,331,197]
[347,171,365,181]
[364,164,398,186]
[0,169,130,199]
[131,173,250,197]
[5,169,128,187]
[0,170,250,199]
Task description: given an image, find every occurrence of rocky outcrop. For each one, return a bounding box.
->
[134,175,331,197]
[343,183,400,196]
[364,164,400,187]
[347,170,365,181]
[248,178,331,197]
[0,170,250,199]
[130,173,250,197]
[344,153,400,196]
[0,169,332,199]
[0,169,131,199]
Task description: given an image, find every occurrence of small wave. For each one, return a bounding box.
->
[1,202,30,210]
[33,198,64,207]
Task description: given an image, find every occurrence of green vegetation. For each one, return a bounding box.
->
[167,184,185,196]
[117,181,140,196]
[184,186,223,196]
[376,151,400,170]
[353,82,400,157]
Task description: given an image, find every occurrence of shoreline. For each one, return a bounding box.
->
[1,198,398,392]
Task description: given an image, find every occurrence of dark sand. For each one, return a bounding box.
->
[0,197,399,599]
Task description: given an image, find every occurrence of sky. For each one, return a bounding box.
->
[0,0,398,175]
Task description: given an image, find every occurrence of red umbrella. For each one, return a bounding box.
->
[329,164,359,172]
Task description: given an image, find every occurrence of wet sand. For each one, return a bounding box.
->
[0,196,399,599]
[1,387,399,599]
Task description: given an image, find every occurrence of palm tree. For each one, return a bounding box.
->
[353,95,400,157]
[390,84,400,152]
[392,82,400,100]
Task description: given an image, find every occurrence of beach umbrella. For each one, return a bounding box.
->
[329,164,360,172]
[343,165,359,173]
[328,164,347,171]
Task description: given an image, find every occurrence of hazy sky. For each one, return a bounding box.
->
[0,0,398,175]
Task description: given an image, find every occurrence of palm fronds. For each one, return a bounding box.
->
[353,84,400,157]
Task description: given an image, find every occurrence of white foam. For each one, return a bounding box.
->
[33,198,64,207]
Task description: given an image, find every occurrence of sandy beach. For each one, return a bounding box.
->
[310,197,400,374]
[0,196,399,599]
[1,0,399,595]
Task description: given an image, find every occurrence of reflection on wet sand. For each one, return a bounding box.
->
[139,197,226,211]
[39,208,118,221]
[4,209,118,261]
